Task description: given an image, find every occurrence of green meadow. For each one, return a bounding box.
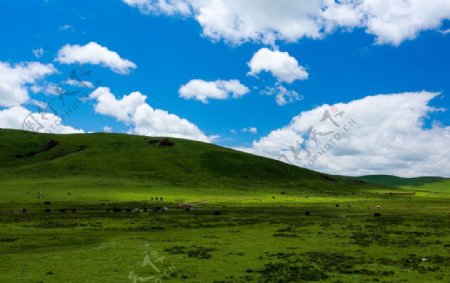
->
[0,129,449,282]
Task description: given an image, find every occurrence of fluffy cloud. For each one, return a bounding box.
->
[89,87,210,141]
[56,42,136,74]
[248,48,308,84]
[239,91,450,177]
[357,0,450,45]
[179,79,249,103]
[0,106,84,134]
[0,61,56,107]
[123,0,450,46]
[103,126,112,132]
[89,87,146,122]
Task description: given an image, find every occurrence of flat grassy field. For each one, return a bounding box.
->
[0,130,448,282]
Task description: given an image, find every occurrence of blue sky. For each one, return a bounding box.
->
[1,0,450,177]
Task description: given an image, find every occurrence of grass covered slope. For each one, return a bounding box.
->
[356,175,450,194]
[0,129,369,191]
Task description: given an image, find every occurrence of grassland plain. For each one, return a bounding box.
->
[0,129,449,283]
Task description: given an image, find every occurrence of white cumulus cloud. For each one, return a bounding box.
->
[89,87,147,123]
[248,48,308,84]
[179,79,249,103]
[103,126,112,132]
[123,0,450,46]
[357,0,450,45]
[89,87,210,142]
[0,106,84,134]
[56,42,137,74]
[0,61,56,107]
[239,91,450,177]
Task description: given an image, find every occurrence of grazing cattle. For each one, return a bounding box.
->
[135,208,141,213]
[280,192,287,195]
[144,208,148,212]
[214,211,221,215]
[374,213,381,217]
[106,209,110,213]
[161,207,168,212]
[22,208,27,213]
[44,209,51,213]
[376,205,381,209]
[336,204,340,207]
[113,208,122,213]
[125,208,131,212]
[59,209,66,213]
[44,202,51,205]
[71,208,77,213]
[152,207,162,212]
[304,211,311,216]
[348,205,351,208]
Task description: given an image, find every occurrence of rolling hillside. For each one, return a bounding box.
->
[355,175,450,194]
[0,129,371,192]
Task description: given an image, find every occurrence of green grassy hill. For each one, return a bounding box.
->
[1,129,448,207]
[0,129,369,191]
[355,175,450,194]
